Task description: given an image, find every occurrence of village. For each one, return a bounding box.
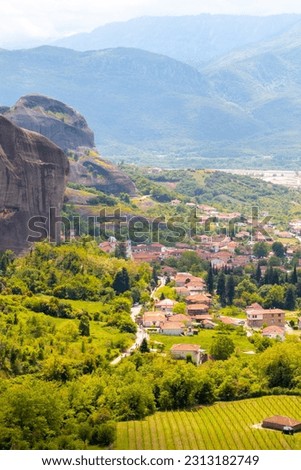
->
[135,270,293,366]
[98,201,301,268]
[96,200,301,368]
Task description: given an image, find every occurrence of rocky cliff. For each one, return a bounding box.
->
[4,95,136,197]
[4,94,95,151]
[0,116,69,254]
[69,150,137,196]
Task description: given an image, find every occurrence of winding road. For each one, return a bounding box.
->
[110,304,149,365]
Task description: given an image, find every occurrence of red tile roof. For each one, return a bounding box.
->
[186,294,211,304]
[143,313,166,322]
[168,314,190,322]
[247,302,263,310]
[263,416,301,427]
[262,326,285,335]
[175,287,190,295]
[219,316,237,325]
[155,298,176,307]
[191,314,213,321]
[187,303,210,311]
[170,344,200,352]
[161,322,185,330]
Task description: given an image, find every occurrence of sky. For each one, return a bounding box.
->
[2,0,301,48]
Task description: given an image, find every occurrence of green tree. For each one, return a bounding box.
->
[114,243,127,259]
[226,275,235,305]
[120,192,130,204]
[216,272,226,307]
[284,285,296,311]
[255,264,262,285]
[47,269,58,289]
[206,264,214,295]
[131,287,141,304]
[236,278,258,297]
[172,302,186,314]
[90,421,116,447]
[112,268,130,294]
[262,285,285,309]
[253,242,269,258]
[150,186,172,203]
[158,365,197,410]
[265,354,293,389]
[79,315,90,337]
[268,255,282,267]
[152,267,159,286]
[109,383,155,420]
[218,378,237,401]
[210,335,235,360]
[0,380,66,449]
[290,266,298,285]
[272,241,285,258]
[195,378,215,405]
[139,338,150,353]
[0,250,15,276]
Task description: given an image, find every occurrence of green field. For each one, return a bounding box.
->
[0,295,135,363]
[116,396,301,450]
[150,329,255,354]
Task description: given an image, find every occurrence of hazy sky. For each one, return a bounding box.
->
[2,0,301,47]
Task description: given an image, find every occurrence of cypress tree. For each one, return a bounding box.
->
[271,269,280,285]
[79,315,90,337]
[140,338,150,353]
[291,265,298,284]
[284,286,296,311]
[152,267,159,286]
[112,267,130,294]
[255,264,262,285]
[226,275,235,305]
[217,272,226,307]
[206,264,214,295]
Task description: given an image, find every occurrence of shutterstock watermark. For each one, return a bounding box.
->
[27,207,273,244]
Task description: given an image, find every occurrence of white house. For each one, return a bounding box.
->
[160,321,185,336]
[142,312,166,328]
[170,344,205,364]
[155,298,176,313]
[262,325,285,341]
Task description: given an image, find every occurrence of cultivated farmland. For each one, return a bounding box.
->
[115,396,301,450]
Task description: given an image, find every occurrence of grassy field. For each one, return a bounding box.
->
[150,329,255,354]
[10,295,135,359]
[115,396,301,450]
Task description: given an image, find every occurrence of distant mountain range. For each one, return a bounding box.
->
[1,14,301,168]
[54,14,301,67]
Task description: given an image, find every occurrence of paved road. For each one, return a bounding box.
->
[150,275,166,300]
[110,304,149,365]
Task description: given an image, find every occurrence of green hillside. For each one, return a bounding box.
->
[122,166,301,225]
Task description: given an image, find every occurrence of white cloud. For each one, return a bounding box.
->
[1,0,301,47]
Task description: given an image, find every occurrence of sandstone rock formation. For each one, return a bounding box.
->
[69,151,137,196]
[0,116,69,254]
[4,95,137,197]
[4,94,95,151]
